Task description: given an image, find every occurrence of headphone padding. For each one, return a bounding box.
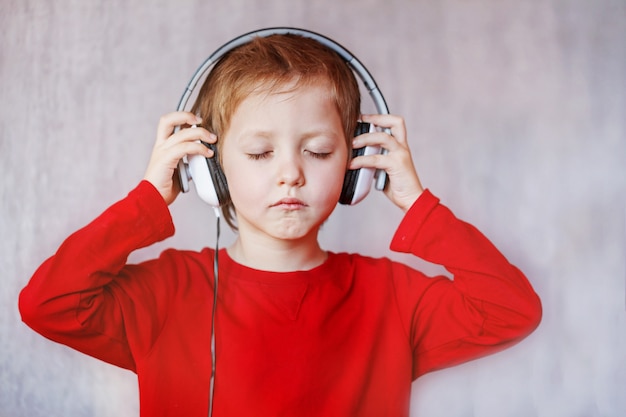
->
[205,143,231,206]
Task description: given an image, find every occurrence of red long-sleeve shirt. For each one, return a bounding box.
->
[19,181,541,417]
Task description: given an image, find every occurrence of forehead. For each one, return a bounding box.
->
[220,84,345,152]
[246,75,332,104]
[234,82,339,122]
[216,77,352,156]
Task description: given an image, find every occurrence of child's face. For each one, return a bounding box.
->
[221,82,349,243]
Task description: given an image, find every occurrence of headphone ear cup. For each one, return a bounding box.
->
[339,150,363,205]
[205,143,231,206]
[339,122,378,205]
[188,141,230,207]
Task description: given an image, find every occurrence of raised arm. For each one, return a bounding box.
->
[18,181,176,371]
[390,190,542,378]
[352,113,541,376]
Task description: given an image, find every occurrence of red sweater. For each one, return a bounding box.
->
[19,181,541,417]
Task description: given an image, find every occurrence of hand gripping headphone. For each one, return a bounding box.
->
[176,27,389,207]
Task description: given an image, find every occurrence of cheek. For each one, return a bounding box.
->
[223,164,262,205]
[315,162,349,200]
[220,154,245,203]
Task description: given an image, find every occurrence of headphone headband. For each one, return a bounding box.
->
[176,27,389,115]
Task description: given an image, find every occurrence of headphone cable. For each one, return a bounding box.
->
[208,207,221,417]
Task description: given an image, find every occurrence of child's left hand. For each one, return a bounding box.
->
[349,114,424,212]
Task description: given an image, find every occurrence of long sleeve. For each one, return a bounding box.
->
[18,183,542,416]
[18,181,176,371]
[389,189,542,378]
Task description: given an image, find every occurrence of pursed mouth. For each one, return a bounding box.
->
[271,198,307,209]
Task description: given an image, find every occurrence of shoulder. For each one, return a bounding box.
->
[327,251,439,295]
[123,247,216,286]
[147,246,215,269]
[328,251,392,268]
[327,251,426,282]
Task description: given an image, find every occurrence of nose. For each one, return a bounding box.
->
[277,153,305,187]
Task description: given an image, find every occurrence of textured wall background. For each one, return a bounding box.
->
[1,0,625,416]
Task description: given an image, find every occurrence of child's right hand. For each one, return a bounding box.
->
[143,111,216,205]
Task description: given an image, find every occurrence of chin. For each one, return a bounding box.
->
[270,219,322,241]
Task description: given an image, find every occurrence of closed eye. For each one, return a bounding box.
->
[305,150,332,159]
[246,152,272,160]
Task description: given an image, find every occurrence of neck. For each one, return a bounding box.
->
[227,232,327,272]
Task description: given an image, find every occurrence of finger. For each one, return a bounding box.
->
[150,141,214,174]
[163,126,216,152]
[348,153,392,171]
[349,142,414,171]
[360,114,407,143]
[175,141,214,160]
[352,131,403,153]
[156,111,203,142]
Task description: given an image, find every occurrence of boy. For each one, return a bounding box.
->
[19,33,542,416]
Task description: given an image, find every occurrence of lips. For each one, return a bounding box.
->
[271,198,307,210]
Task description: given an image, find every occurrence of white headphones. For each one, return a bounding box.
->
[176,27,390,207]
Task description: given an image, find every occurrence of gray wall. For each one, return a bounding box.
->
[2,0,624,416]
